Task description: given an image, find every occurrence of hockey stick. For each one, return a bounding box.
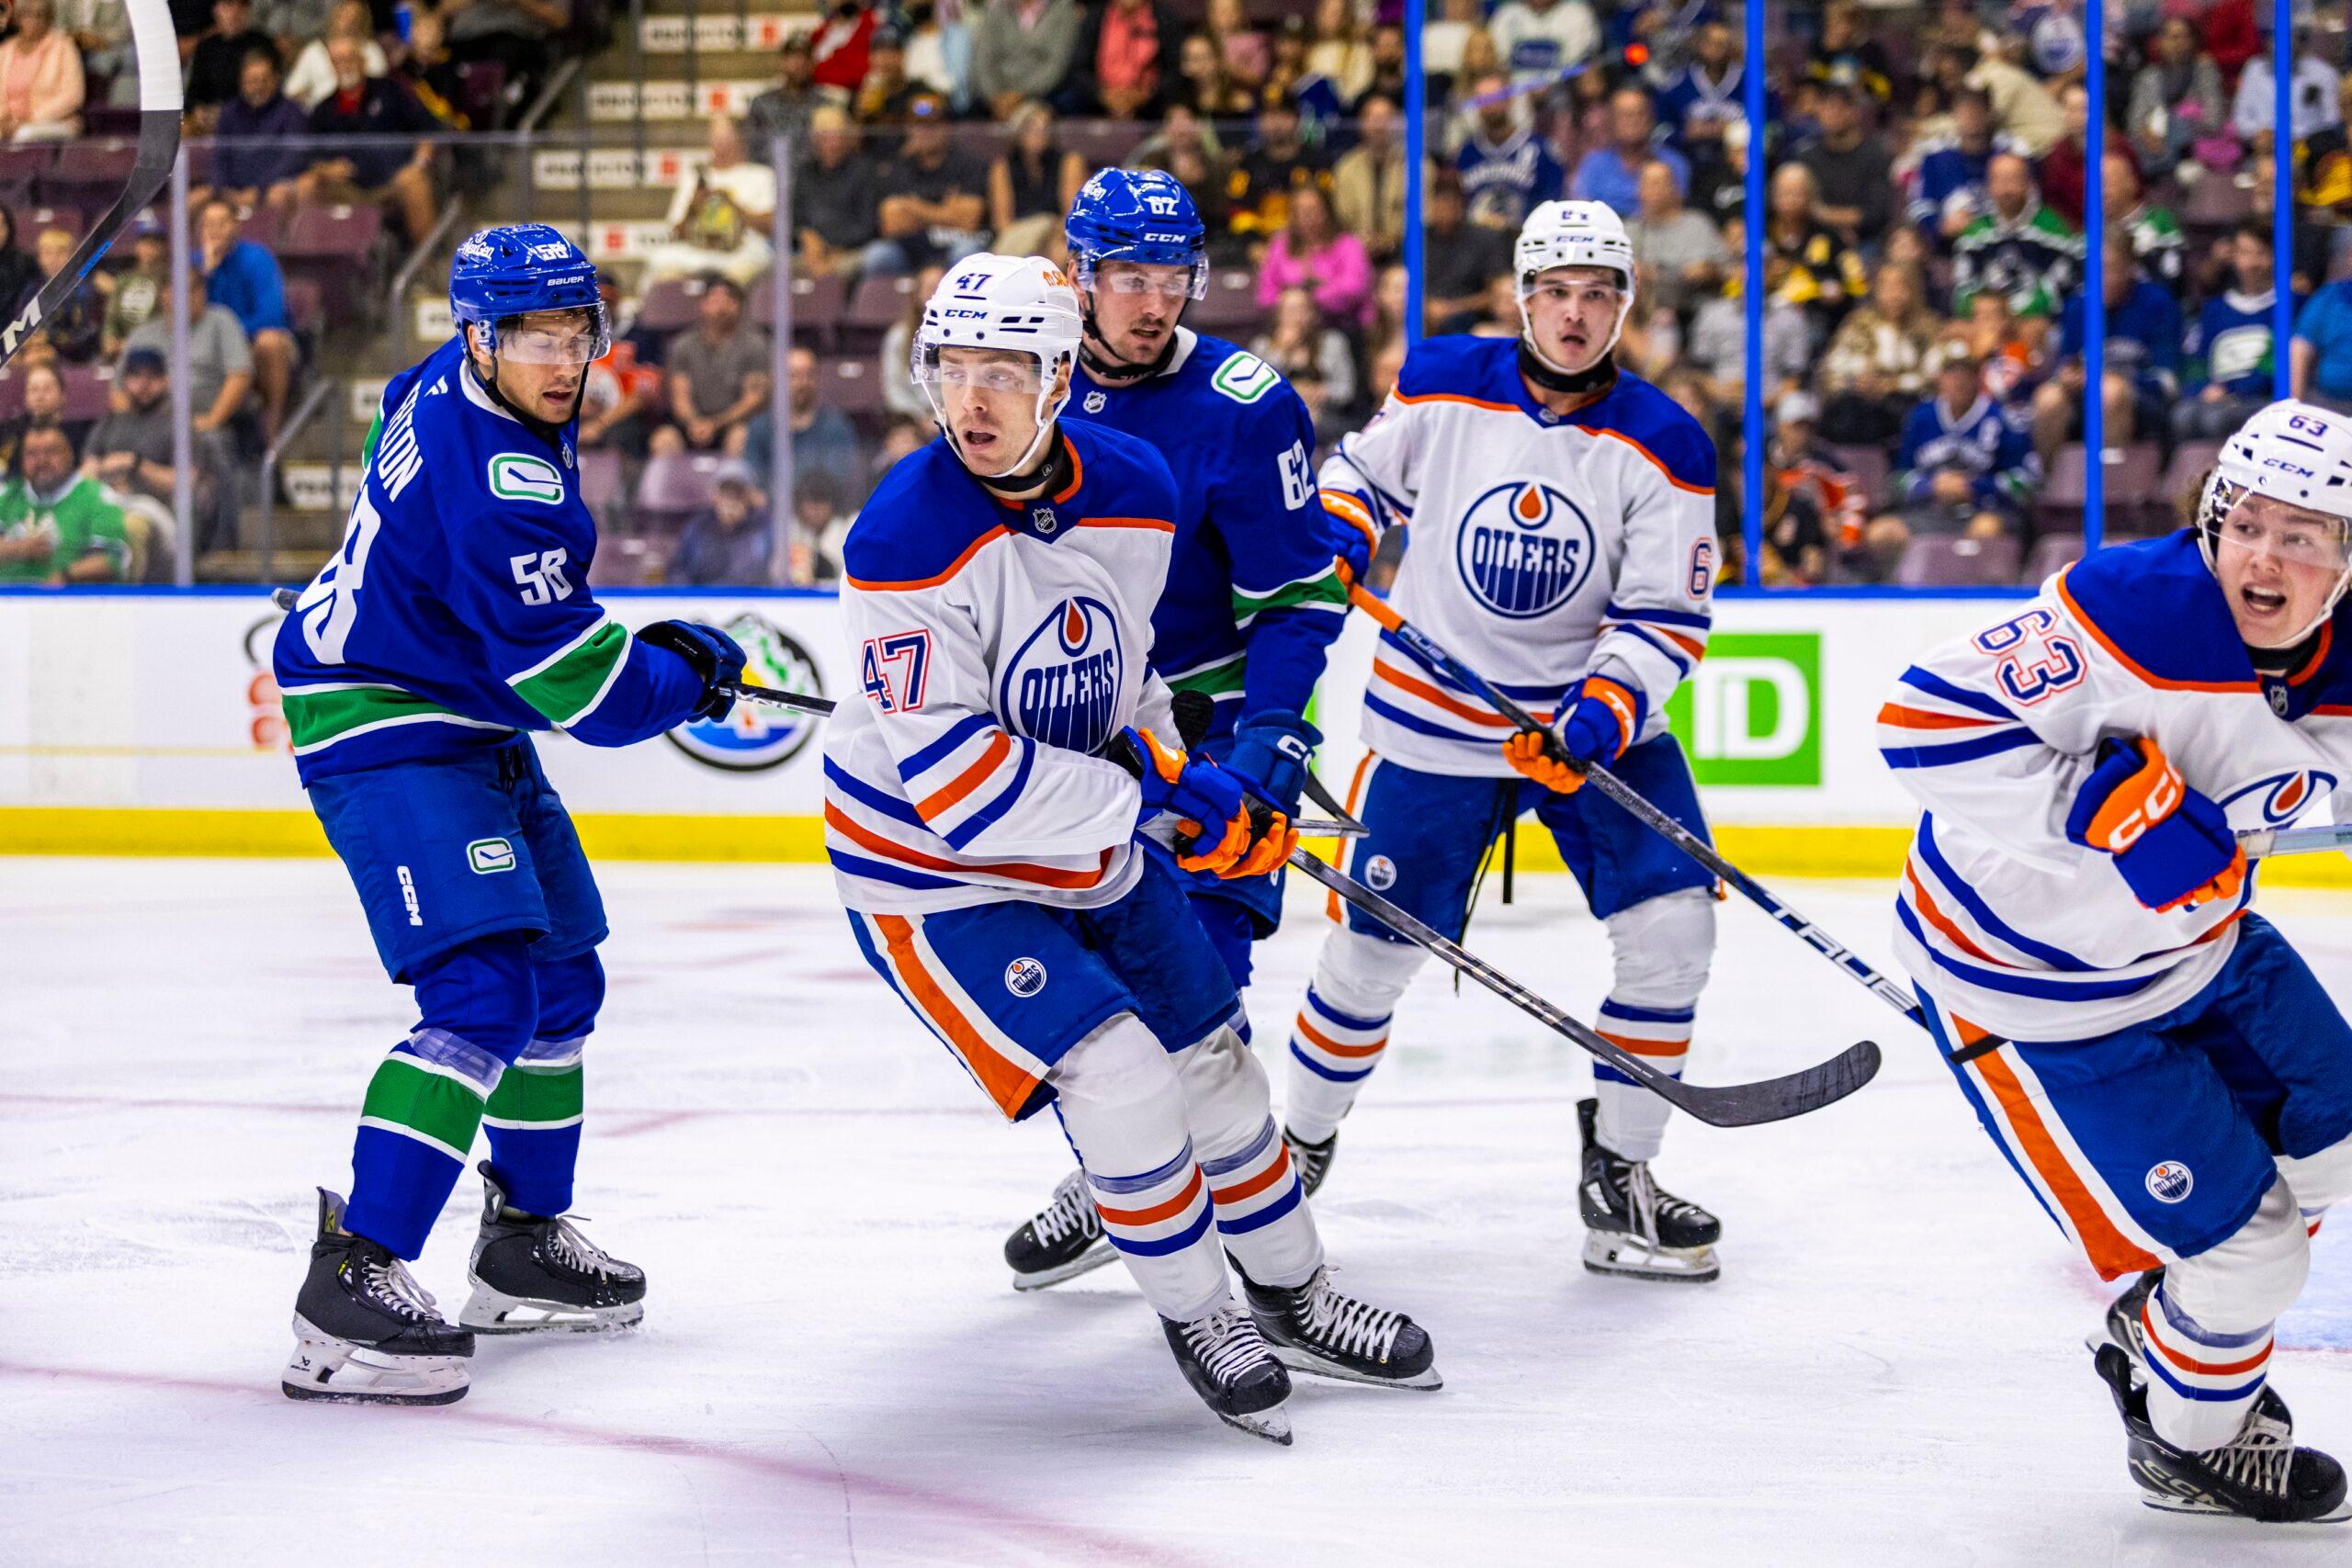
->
[0,2,180,368]
[1284,844,1881,1127]
[1347,583,1931,1028]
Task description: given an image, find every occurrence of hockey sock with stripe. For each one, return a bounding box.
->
[481,1034,584,1217]
[345,1028,504,1258]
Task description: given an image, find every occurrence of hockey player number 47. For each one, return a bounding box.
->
[1971,607,2085,706]
[861,631,933,713]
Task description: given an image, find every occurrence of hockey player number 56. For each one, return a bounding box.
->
[1971,607,2085,705]
[296,491,383,664]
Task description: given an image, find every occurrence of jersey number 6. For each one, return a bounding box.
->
[1971,607,2084,705]
[861,630,932,713]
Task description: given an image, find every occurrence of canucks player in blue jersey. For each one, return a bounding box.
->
[272,225,749,1405]
[999,169,1356,1290]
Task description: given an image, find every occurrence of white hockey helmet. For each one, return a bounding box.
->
[1514,199,1637,375]
[2198,399,2352,646]
[911,253,1084,478]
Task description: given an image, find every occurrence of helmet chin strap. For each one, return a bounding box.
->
[1515,281,1632,394]
[1076,299,1180,384]
[469,330,583,441]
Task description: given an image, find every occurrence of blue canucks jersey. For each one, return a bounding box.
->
[1070,328,1347,746]
[273,337,704,784]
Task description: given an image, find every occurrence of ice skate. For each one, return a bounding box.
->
[1242,1265,1440,1390]
[1005,1168,1117,1291]
[2096,1344,2351,1521]
[283,1188,472,1405]
[459,1162,645,1333]
[1163,1303,1294,1444]
[2089,1267,2163,1364]
[1577,1098,1720,1282]
[1283,1126,1337,1199]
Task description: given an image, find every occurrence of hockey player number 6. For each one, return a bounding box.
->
[297,491,384,664]
[1971,607,2085,706]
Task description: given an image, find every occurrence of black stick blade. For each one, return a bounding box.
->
[1663,1039,1882,1129]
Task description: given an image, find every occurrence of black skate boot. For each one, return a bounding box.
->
[1004,1168,1117,1291]
[458,1162,645,1333]
[283,1188,473,1405]
[1241,1264,1441,1390]
[2096,1343,2351,1521]
[1162,1303,1294,1445]
[2091,1267,2164,1364]
[1577,1098,1721,1282]
[1283,1127,1337,1199]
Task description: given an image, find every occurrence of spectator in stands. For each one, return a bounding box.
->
[1365,332,1406,407]
[873,415,929,479]
[1687,228,1811,410]
[0,0,82,142]
[745,34,819,154]
[794,104,880,279]
[86,347,233,551]
[1763,162,1865,338]
[1654,21,1745,152]
[810,0,884,95]
[989,100,1083,258]
[880,263,944,422]
[1077,0,1170,118]
[2181,224,2288,441]
[2290,262,2352,412]
[1908,86,2005,250]
[853,26,920,142]
[2128,15,2226,181]
[868,94,988,274]
[1456,73,1562,230]
[1806,0,1893,106]
[667,460,774,588]
[1573,85,1683,217]
[972,0,1080,121]
[1419,173,1509,333]
[1303,0,1370,103]
[1758,394,1835,586]
[26,228,98,365]
[1965,40,2064,156]
[1252,285,1354,411]
[186,0,272,128]
[1625,157,1724,319]
[2107,153,2185,297]
[209,45,309,215]
[1951,152,2079,321]
[579,285,665,459]
[664,276,772,454]
[297,36,438,243]
[123,267,253,450]
[196,196,297,446]
[0,207,38,319]
[439,0,567,117]
[2233,30,2342,152]
[254,0,331,62]
[0,420,128,583]
[399,9,474,131]
[1204,0,1268,91]
[2036,82,2132,230]
[284,0,383,110]
[1488,0,1597,89]
[2035,240,2180,458]
[905,0,975,116]
[1797,79,1893,243]
[742,346,863,503]
[1176,29,1250,118]
[1819,259,1939,446]
[1867,354,2037,577]
[101,220,166,360]
[58,0,131,109]
[1333,94,1406,264]
[0,364,90,472]
[787,472,850,586]
[1255,182,1370,327]
[646,114,776,288]
[1227,96,1330,243]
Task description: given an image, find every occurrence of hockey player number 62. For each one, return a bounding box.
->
[1971,608,2085,705]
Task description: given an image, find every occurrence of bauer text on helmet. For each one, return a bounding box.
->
[1066,168,1207,375]
[2199,400,2352,649]
[913,254,1083,479]
[1516,200,1635,377]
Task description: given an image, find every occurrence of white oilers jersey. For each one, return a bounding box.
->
[1319,335,1718,776]
[1881,532,2352,1043]
[822,421,1182,915]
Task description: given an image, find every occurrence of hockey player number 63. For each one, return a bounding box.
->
[1971,608,2085,705]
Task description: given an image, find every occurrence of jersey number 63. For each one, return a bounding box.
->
[1971,607,2085,705]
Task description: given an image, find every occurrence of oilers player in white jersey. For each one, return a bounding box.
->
[998,169,1355,1288]
[271,226,750,1404]
[1295,199,1729,1281]
[1882,400,2352,1522]
[823,254,1437,1442]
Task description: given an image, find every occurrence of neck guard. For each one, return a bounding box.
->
[1519,340,1617,400]
[977,430,1072,502]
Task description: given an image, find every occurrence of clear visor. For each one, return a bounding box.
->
[2212,485,2352,573]
[1519,273,1626,310]
[912,348,1050,396]
[493,307,611,365]
[1078,256,1209,301]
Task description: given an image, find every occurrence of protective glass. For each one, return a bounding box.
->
[2214,487,2352,573]
[1079,256,1209,301]
[494,307,611,365]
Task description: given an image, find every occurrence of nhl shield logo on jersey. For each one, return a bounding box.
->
[1004,957,1048,998]
[1000,596,1124,753]
[2145,1161,2194,1203]
[662,614,826,773]
[1453,480,1599,619]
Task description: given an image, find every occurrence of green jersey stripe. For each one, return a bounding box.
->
[356,1114,470,1165]
[483,1061,584,1125]
[1165,655,1247,702]
[1232,568,1349,630]
[358,1057,487,1157]
[282,684,511,754]
[511,618,631,727]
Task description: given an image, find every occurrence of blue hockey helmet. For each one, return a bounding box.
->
[448,223,609,364]
[1063,168,1208,300]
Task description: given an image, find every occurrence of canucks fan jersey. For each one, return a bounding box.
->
[1070,328,1347,746]
[1320,334,1717,777]
[273,336,704,785]
[822,420,1182,915]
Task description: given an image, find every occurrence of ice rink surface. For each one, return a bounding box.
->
[13,859,2352,1566]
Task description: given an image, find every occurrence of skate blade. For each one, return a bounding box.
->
[1582,1231,1719,1283]
[458,1281,644,1334]
[1009,1240,1119,1292]
[1270,1345,1443,1392]
[1216,1404,1294,1446]
[282,1316,469,1404]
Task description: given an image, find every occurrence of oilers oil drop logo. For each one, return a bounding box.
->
[2220,768,2339,827]
[1453,480,1597,619]
[662,613,825,773]
[1000,596,1123,754]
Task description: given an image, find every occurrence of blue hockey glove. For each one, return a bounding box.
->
[1557,674,1645,767]
[1109,725,1293,876]
[1222,712,1322,814]
[637,619,748,723]
[2064,736,2247,913]
[1323,491,1377,583]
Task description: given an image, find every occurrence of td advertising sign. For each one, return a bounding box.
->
[1665,632,1821,786]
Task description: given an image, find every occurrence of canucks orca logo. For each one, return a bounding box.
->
[2219,768,2339,827]
[1453,480,1597,619]
[1001,596,1123,753]
[662,614,825,773]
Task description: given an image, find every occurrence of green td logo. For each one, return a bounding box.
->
[1665,632,1821,785]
